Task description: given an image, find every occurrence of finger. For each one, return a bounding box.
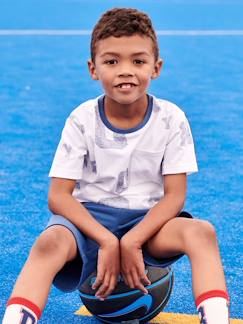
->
[95,272,111,300]
[100,275,117,299]
[124,272,135,289]
[140,273,151,286]
[135,281,148,294]
[131,271,148,295]
[121,273,129,286]
[92,269,105,290]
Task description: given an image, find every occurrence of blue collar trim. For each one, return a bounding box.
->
[98,95,153,134]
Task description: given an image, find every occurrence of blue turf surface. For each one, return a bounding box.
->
[0,0,243,322]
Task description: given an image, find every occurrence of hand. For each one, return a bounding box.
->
[120,234,151,294]
[92,235,120,300]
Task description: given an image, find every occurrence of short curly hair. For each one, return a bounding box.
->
[90,8,159,62]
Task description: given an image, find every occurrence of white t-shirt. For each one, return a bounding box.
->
[49,95,198,209]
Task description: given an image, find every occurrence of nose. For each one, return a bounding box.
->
[118,71,133,77]
[118,63,134,77]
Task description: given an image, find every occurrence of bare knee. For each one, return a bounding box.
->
[182,220,218,254]
[30,226,77,262]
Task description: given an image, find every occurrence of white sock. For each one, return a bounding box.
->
[196,290,230,324]
[2,297,41,324]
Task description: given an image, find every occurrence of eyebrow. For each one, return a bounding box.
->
[100,52,119,57]
[100,51,150,57]
[132,52,150,57]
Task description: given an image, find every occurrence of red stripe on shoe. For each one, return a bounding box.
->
[7,297,41,319]
[196,290,230,308]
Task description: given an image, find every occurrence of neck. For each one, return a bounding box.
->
[103,95,149,130]
[104,95,148,119]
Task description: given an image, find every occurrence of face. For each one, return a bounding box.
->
[88,34,162,107]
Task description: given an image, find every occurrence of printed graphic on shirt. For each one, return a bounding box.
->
[179,121,193,146]
[115,169,129,193]
[75,182,81,189]
[69,115,85,134]
[62,143,72,157]
[49,96,198,209]
[153,101,161,113]
[84,151,97,173]
[162,115,172,130]
[95,106,127,149]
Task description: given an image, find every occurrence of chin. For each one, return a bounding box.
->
[116,98,137,105]
[110,94,145,106]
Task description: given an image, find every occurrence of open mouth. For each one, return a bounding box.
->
[115,83,137,89]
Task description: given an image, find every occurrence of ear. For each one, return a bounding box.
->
[88,59,99,80]
[151,59,163,80]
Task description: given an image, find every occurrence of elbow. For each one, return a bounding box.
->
[48,191,58,214]
[178,197,185,211]
[177,193,186,211]
[166,192,185,213]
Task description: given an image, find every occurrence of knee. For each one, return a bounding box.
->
[182,220,217,253]
[31,227,70,259]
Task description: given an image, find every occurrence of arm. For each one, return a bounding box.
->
[122,173,187,246]
[120,173,186,292]
[48,177,120,299]
[48,177,116,245]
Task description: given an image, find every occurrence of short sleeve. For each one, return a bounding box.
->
[49,114,87,179]
[162,113,198,175]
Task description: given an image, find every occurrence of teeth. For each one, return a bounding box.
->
[119,83,133,88]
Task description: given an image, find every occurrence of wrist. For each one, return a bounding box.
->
[99,232,118,248]
[121,232,143,249]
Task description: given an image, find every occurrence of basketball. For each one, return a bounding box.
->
[79,266,174,323]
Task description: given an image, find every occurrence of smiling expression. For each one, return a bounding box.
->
[88,34,162,109]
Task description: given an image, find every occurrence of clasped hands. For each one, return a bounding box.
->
[92,234,151,301]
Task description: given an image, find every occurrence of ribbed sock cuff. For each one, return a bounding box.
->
[196,290,230,308]
[7,297,42,320]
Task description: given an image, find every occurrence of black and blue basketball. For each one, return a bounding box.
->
[79,266,174,323]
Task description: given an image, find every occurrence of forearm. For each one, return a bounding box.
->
[48,193,115,246]
[124,193,185,246]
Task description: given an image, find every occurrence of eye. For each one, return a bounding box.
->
[133,59,145,65]
[104,59,118,65]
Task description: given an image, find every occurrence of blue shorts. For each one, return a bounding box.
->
[46,202,192,292]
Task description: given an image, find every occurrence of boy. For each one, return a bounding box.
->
[3,8,229,324]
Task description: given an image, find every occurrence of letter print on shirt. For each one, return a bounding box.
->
[115,169,129,193]
[153,101,161,113]
[69,114,85,134]
[95,106,127,149]
[62,115,85,159]
[63,143,72,157]
[179,121,193,146]
[162,115,172,130]
[83,151,97,173]
[75,182,81,190]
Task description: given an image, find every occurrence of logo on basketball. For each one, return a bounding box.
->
[79,266,174,323]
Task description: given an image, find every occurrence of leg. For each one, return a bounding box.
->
[145,217,227,298]
[10,225,78,311]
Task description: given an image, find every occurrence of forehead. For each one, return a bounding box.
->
[95,34,155,58]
